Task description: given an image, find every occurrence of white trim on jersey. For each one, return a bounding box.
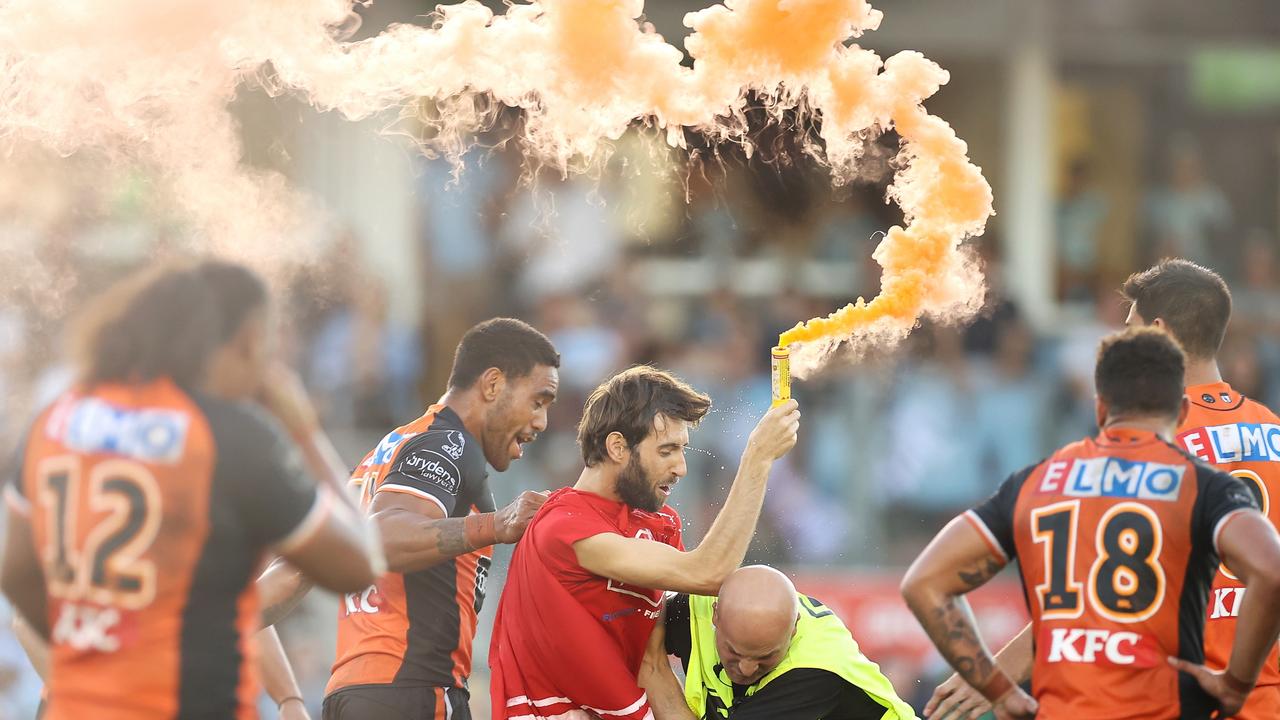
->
[964,510,1010,563]
[377,482,450,517]
[585,693,650,717]
[1213,507,1259,557]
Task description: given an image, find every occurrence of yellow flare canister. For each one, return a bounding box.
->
[771,345,791,407]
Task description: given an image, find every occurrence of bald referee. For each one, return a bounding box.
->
[640,566,916,720]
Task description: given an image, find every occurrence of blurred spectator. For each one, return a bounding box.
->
[1056,158,1107,301]
[1144,140,1232,268]
[876,326,983,523]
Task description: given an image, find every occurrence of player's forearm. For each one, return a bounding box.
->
[374,510,495,573]
[994,623,1034,684]
[0,571,48,640]
[638,627,695,720]
[258,558,315,628]
[902,523,1014,702]
[644,676,695,720]
[1228,572,1280,685]
[905,588,1009,700]
[12,616,49,681]
[256,626,306,706]
[687,453,773,591]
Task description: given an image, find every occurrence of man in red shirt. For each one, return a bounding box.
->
[490,365,801,720]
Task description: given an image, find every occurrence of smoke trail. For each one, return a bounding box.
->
[1,0,992,372]
[776,58,995,376]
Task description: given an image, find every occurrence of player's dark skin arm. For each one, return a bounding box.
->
[277,491,381,594]
[901,516,1037,720]
[12,615,48,679]
[370,489,545,574]
[1173,511,1280,716]
[0,507,49,640]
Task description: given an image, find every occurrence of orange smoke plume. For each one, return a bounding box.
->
[777,73,995,375]
[2,0,992,360]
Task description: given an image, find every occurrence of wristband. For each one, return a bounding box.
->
[1224,669,1256,696]
[278,695,305,708]
[464,513,497,549]
[977,670,1016,703]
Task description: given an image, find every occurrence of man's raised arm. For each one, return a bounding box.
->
[573,400,799,596]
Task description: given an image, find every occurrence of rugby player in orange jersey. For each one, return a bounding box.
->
[11,262,365,720]
[323,318,560,720]
[903,327,1280,720]
[925,260,1280,720]
[0,261,381,720]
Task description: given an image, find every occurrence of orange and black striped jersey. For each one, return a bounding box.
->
[4,379,324,720]
[326,404,495,696]
[1176,382,1280,719]
[967,427,1259,719]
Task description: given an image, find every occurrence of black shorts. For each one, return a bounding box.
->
[322,685,472,720]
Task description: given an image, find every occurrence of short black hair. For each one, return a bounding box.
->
[1121,259,1231,359]
[1095,327,1186,419]
[447,318,560,390]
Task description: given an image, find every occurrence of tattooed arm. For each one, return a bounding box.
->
[369,490,546,573]
[901,516,1037,720]
[924,624,1034,719]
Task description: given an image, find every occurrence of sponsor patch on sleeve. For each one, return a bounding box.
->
[393,448,462,495]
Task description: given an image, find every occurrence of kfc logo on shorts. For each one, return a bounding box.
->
[441,430,466,460]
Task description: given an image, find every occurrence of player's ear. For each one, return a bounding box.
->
[479,367,506,402]
[1094,395,1108,428]
[605,431,629,464]
[1177,395,1190,427]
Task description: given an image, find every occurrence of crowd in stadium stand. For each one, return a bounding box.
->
[0,143,1279,717]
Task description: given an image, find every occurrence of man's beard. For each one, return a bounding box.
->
[616,453,662,512]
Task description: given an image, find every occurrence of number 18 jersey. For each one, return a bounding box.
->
[966,427,1258,719]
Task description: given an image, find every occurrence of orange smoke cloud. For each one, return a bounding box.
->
[2,0,992,365]
[777,63,995,374]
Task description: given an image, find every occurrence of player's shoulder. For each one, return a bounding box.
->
[190,393,288,449]
[394,410,483,473]
[539,488,606,519]
[1238,395,1280,425]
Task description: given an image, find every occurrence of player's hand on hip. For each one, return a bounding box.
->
[1169,656,1250,717]
[258,364,321,439]
[925,673,992,719]
[496,490,550,543]
[744,399,800,462]
[991,687,1037,720]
